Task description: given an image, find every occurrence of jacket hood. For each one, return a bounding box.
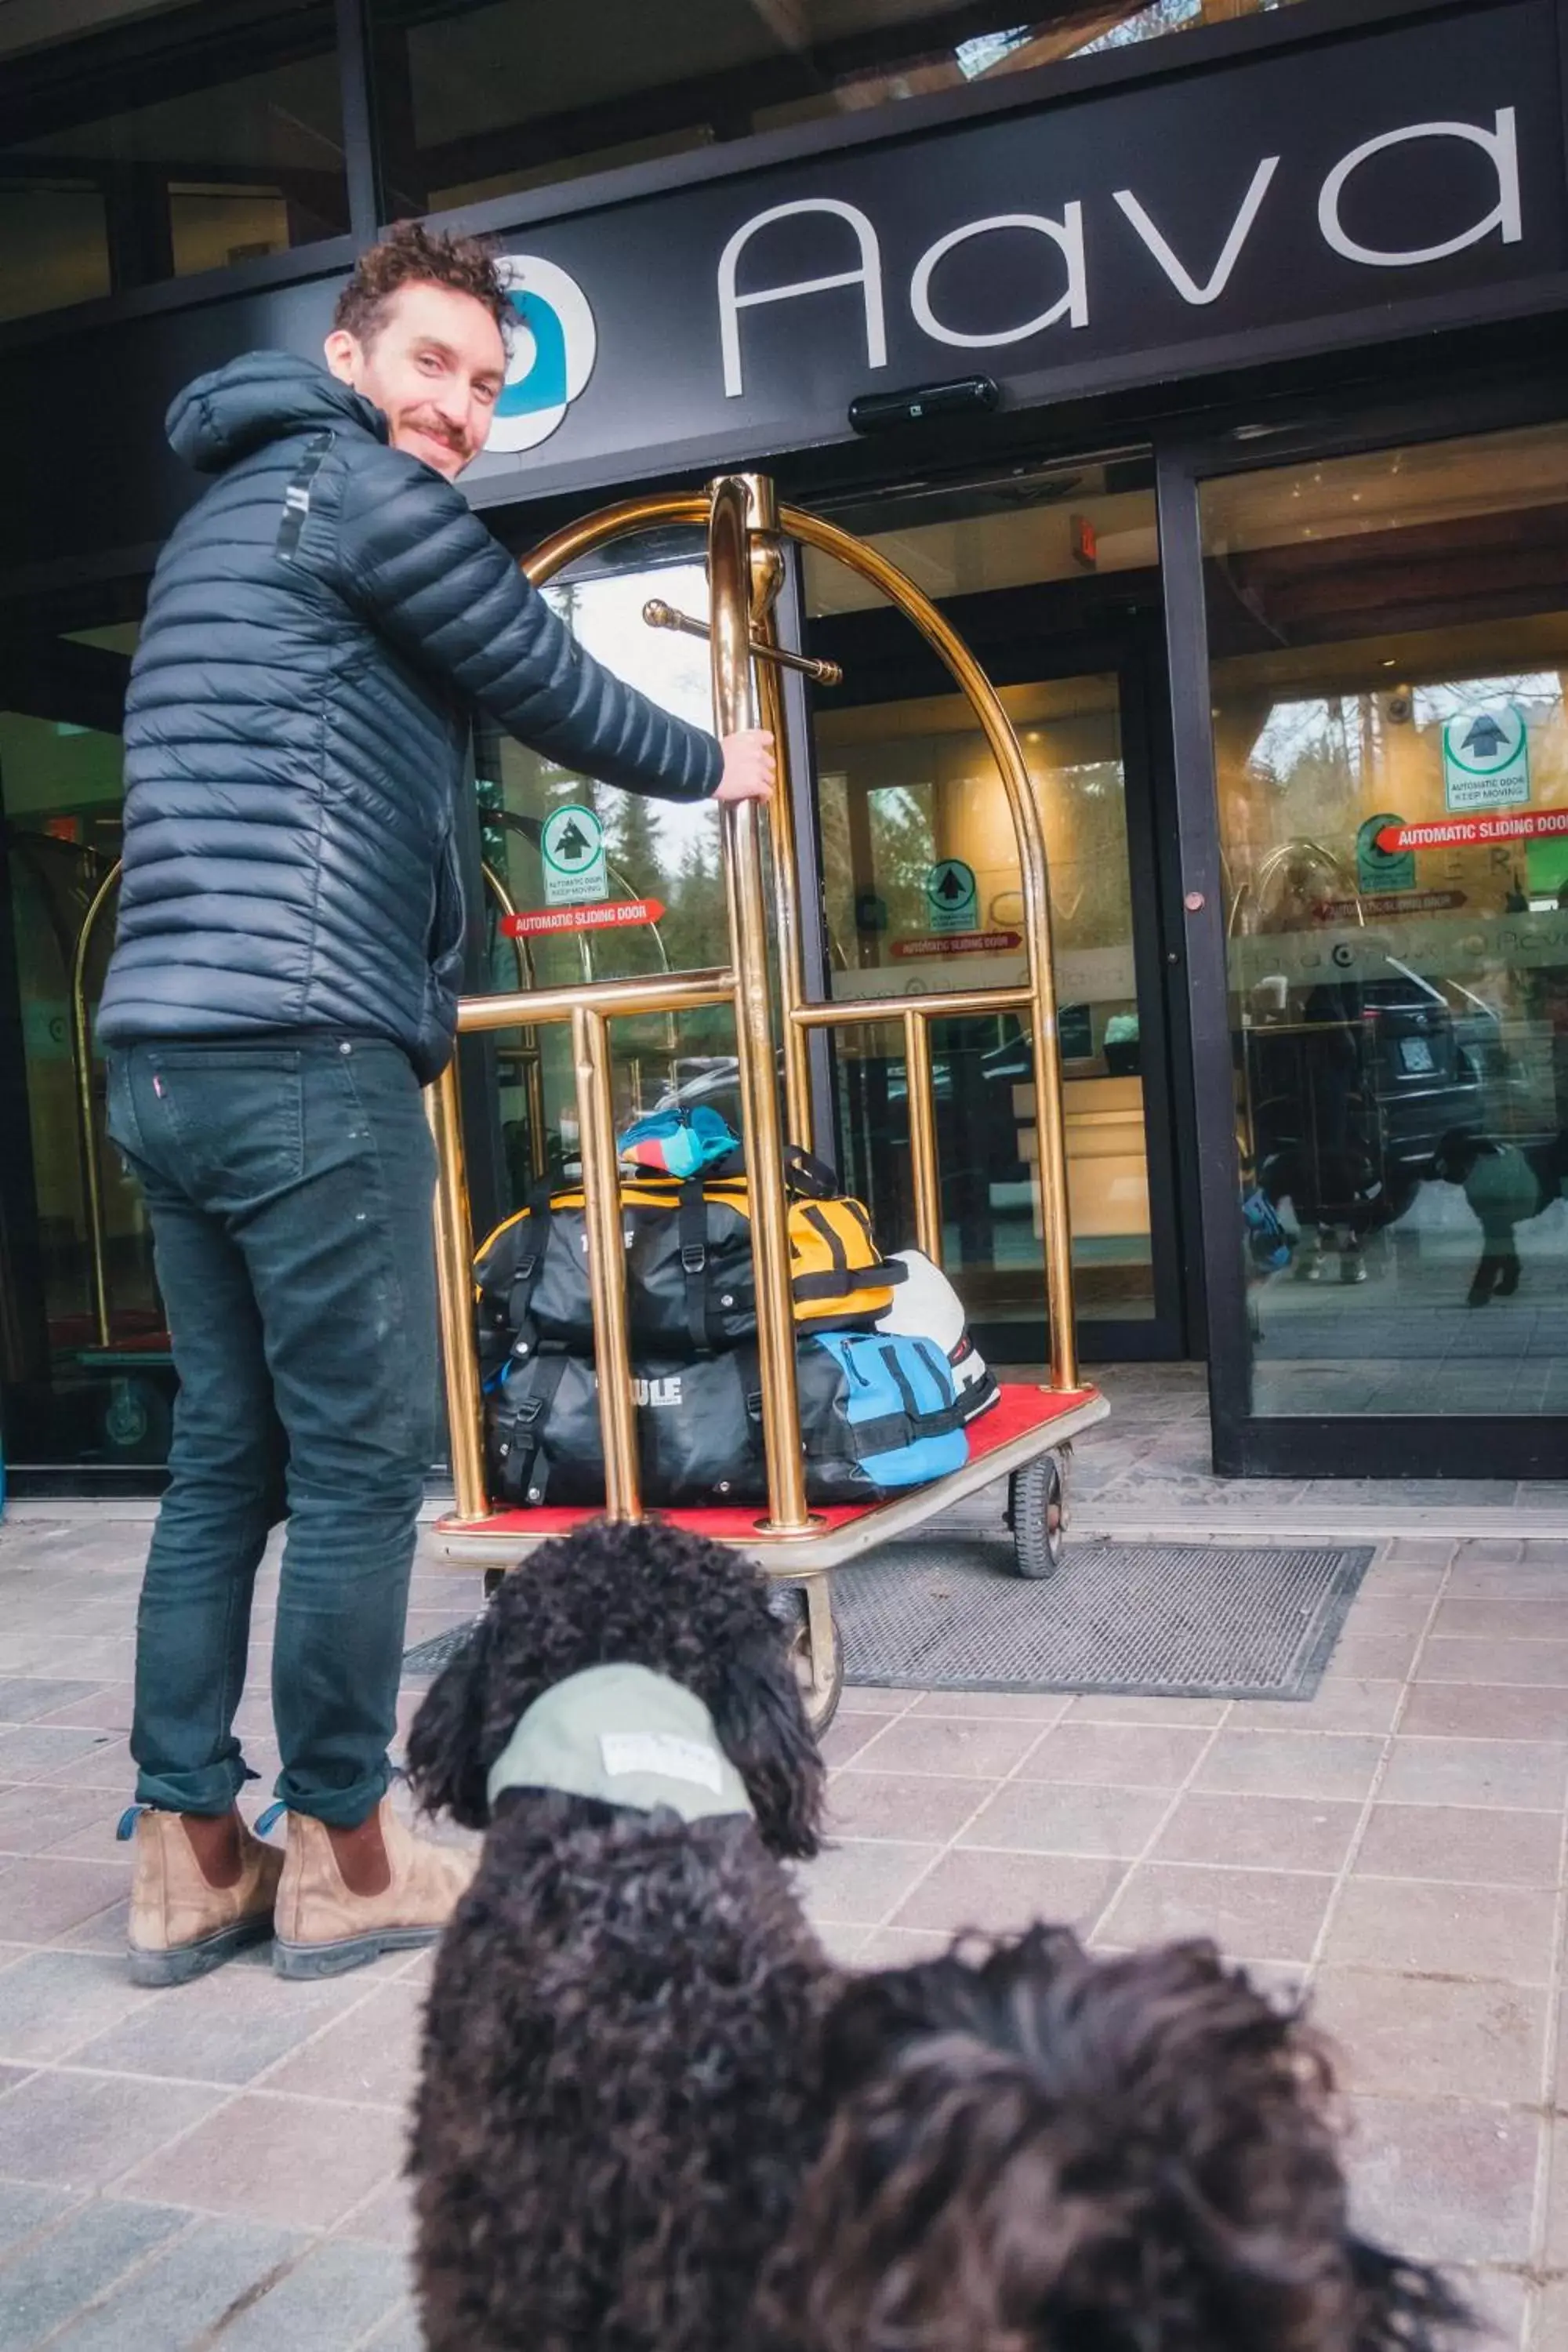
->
[167,351,387,474]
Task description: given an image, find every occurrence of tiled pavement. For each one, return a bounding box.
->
[1058,1363,1568,1532]
[5,1511,1568,2347]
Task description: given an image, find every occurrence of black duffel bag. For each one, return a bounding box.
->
[486,1348,764,1508]
[474,1150,902,1379]
[485,1331,966,1509]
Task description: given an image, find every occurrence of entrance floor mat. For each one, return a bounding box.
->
[836,1537,1374,1700]
[401,1619,483,1680]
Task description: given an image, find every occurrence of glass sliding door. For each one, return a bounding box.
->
[1200,420,1568,1429]
[800,455,1184,1361]
[811,674,1157,1337]
[0,615,170,1472]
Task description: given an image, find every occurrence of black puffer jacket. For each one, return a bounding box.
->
[100,352,720,1083]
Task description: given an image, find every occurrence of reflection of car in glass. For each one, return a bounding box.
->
[1363,969,1501,1179]
[656,1027,1035,1185]
[1249,960,1497,1229]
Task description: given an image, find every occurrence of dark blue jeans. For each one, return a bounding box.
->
[106,1037,439,1827]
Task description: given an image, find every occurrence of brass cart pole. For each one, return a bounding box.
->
[70,858,122,1351]
[902,1011,942,1265]
[744,500,815,1151]
[572,1002,642,1520]
[710,476,815,1534]
[426,1057,489,1522]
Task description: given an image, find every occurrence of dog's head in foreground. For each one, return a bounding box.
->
[751,1925,1470,2352]
[405,1515,825,1856]
[404,1521,832,2352]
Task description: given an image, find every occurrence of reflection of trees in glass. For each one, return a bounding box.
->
[1076,0,1292,47]
[1225,694,1369,892]
[604,789,659,891]
[1232,673,1568,900]
[658,831,722,973]
[646,830,731,1057]
[1250,697,1364,803]
[1078,0,1202,51]
[816,774,855,965]
[1044,760,1131,953]
[818,775,935,965]
[816,742,1135,961]
[1414,673,1560,727]
[869,786,935,933]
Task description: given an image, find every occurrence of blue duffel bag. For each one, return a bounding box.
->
[797,1330,969,1501]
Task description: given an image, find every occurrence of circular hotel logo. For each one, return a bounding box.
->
[490,255,597,454]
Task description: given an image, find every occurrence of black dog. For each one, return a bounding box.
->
[751,1926,1468,2352]
[404,1519,835,2352]
[1432,1127,1568,1305]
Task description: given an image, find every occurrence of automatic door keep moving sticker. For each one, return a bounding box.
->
[541,804,608,906]
[926,858,978,935]
[1443,705,1530,815]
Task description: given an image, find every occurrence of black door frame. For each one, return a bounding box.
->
[1158,369,1568,1476]
[804,579,1191,1367]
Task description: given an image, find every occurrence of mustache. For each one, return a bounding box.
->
[404,409,470,456]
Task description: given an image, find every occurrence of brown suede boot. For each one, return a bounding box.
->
[126,1808,283,1988]
[272,1797,475,1980]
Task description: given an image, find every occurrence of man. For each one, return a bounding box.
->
[100,222,774,1985]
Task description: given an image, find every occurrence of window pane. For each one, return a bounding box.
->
[0,615,176,1469]
[0,3,347,322]
[1203,423,1568,1417]
[471,530,742,1208]
[0,187,111,321]
[803,456,1161,1332]
[372,0,1311,216]
[815,676,1153,1328]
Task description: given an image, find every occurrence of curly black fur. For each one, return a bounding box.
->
[750,1926,1472,2352]
[405,1520,837,2352]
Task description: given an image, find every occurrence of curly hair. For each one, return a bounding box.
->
[750,1927,1471,2352]
[405,1520,835,2352]
[405,1519,825,1857]
[332,220,512,347]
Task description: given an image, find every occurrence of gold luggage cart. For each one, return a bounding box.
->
[427,474,1109,1728]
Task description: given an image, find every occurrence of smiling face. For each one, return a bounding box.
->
[324,278,508,480]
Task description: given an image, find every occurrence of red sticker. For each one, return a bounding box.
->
[891,930,1023,960]
[503,898,666,937]
[1377,811,1568,853]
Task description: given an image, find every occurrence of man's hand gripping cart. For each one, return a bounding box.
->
[424,474,1108,1731]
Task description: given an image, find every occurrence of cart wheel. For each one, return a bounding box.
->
[100,1376,172,1465]
[1009,1450,1067,1581]
[775,1584,844,1736]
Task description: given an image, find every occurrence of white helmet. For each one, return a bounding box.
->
[876,1250,999,1422]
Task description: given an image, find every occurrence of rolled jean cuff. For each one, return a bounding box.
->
[133,1758,248,1817]
[270,1758,392,1830]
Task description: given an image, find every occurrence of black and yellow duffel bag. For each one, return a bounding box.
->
[474,1147,904,1380]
